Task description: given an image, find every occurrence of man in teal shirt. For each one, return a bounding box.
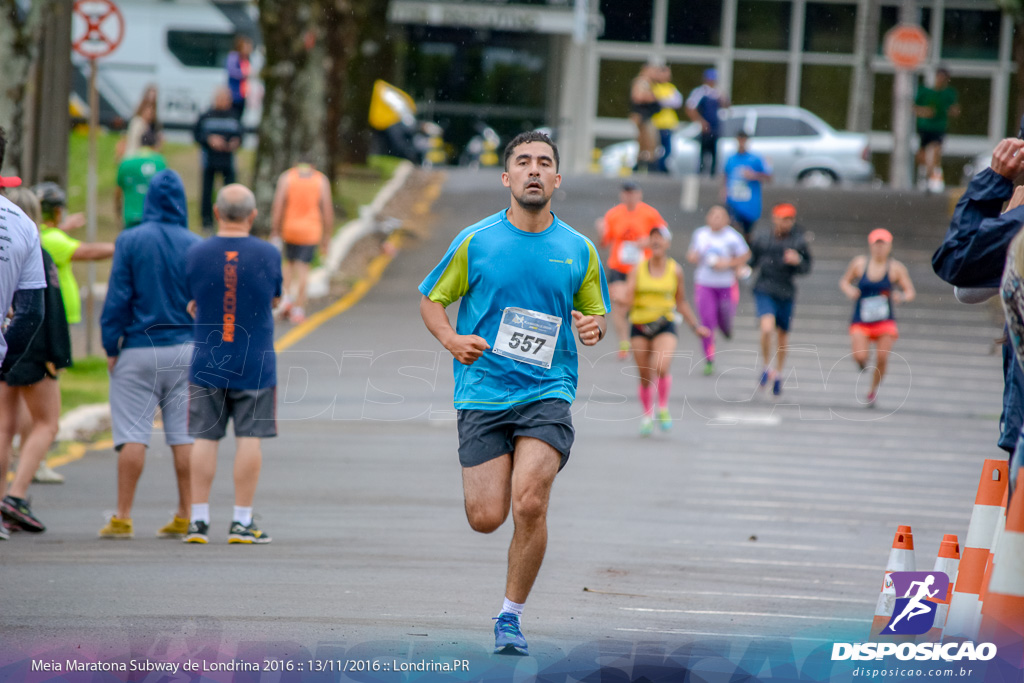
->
[116,130,166,228]
[915,67,959,193]
[419,131,609,656]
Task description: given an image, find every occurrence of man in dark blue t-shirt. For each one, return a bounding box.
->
[193,87,244,232]
[184,183,282,545]
[686,69,730,176]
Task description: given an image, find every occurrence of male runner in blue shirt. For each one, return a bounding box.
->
[419,131,610,655]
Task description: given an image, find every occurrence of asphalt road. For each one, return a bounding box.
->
[0,170,1009,681]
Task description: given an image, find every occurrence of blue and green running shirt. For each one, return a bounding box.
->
[419,209,610,410]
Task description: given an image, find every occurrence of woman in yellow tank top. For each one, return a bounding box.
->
[626,227,709,437]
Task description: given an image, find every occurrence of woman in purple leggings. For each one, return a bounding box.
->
[687,206,750,375]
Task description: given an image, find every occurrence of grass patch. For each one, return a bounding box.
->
[60,356,109,414]
[67,130,396,261]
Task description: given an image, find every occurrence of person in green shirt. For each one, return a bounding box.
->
[32,183,116,325]
[115,130,166,228]
[914,67,960,193]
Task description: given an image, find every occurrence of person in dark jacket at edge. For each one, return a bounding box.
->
[98,170,201,539]
[932,137,1024,497]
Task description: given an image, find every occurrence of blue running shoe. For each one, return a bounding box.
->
[772,378,782,396]
[493,612,528,655]
[759,368,771,389]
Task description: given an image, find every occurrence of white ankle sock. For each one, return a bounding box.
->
[233,506,253,526]
[501,598,525,618]
[191,503,210,524]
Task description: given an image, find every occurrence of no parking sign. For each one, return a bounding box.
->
[72,0,124,355]
[72,0,124,60]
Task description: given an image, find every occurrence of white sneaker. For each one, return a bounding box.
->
[274,296,294,319]
[33,461,64,484]
[927,172,945,194]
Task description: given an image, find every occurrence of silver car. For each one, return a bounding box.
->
[600,104,875,186]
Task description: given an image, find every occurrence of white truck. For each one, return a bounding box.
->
[71,0,262,134]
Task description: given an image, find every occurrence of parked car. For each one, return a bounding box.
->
[600,104,874,186]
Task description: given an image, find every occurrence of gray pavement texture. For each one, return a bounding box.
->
[0,171,1011,680]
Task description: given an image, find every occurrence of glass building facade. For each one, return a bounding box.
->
[389,0,1012,174]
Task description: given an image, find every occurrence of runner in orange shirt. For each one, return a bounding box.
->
[270,160,334,324]
[596,181,668,358]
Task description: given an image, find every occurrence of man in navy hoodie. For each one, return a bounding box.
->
[99,169,201,539]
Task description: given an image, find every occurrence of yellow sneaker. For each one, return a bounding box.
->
[156,515,189,538]
[98,516,133,539]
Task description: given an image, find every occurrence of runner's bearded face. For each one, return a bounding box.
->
[502,141,561,212]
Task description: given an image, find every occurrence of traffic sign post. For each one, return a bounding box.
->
[72,0,123,356]
[884,22,930,191]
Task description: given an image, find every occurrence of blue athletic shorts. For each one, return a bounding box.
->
[754,291,794,332]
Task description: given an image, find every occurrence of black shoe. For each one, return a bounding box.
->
[0,495,45,532]
[228,520,271,544]
[183,520,209,544]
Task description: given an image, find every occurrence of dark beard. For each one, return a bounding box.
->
[512,189,550,211]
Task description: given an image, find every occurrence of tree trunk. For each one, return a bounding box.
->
[1014,19,1024,136]
[0,0,46,176]
[252,0,324,234]
[337,1,397,166]
[253,0,395,219]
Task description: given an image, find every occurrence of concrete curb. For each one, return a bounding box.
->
[307,160,415,299]
[56,403,111,443]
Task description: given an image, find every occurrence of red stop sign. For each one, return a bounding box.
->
[884,24,929,71]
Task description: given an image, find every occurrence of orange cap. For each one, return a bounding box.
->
[869,228,893,244]
[772,203,796,218]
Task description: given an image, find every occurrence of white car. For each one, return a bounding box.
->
[600,104,875,186]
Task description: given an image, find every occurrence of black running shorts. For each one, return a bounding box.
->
[457,399,574,471]
[284,243,317,264]
[188,384,277,440]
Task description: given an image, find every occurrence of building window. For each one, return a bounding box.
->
[599,0,653,43]
[733,61,788,104]
[597,60,647,118]
[804,3,857,54]
[940,76,988,137]
[878,7,932,55]
[669,63,717,104]
[942,9,1000,61]
[800,65,852,129]
[872,72,894,132]
[736,0,791,51]
[666,0,722,46]
[166,30,234,69]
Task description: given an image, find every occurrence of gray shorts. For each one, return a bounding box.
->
[110,344,194,449]
[188,384,277,440]
[456,399,574,471]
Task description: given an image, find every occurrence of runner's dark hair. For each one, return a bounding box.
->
[503,131,559,172]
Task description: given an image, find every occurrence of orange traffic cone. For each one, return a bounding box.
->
[921,534,960,642]
[944,459,1008,643]
[869,525,916,641]
[977,487,1009,632]
[979,483,1024,668]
